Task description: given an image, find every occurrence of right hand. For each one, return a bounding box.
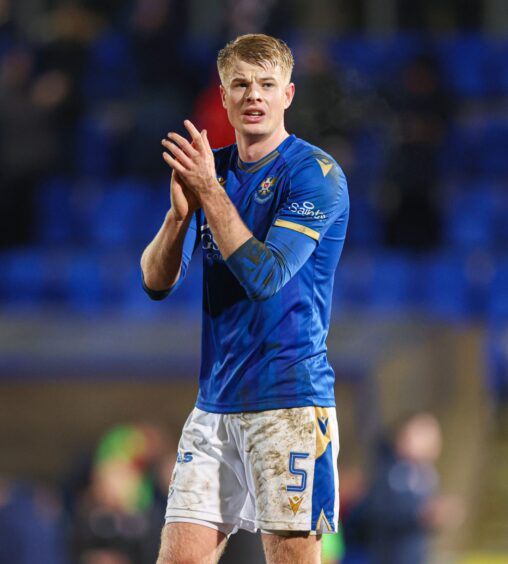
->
[170,170,199,221]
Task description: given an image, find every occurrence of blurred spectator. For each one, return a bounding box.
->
[396,0,482,31]
[487,325,508,431]
[379,54,451,252]
[344,412,463,564]
[224,0,284,37]
[192,75,235,149]
[0,0,15,40]
[286,43,348,146]
[0,477,68,564]
[0,47,66,246]
[128,0,189,91]
[70,422,176,564]
[35,2,102,167]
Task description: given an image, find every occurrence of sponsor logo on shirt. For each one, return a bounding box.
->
[201,224,223,264]
[254,176,277,204]
[288,201,327,221]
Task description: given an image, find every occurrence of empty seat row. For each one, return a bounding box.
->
[2,248,507,321]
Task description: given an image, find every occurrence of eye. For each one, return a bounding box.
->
[263,82,274,88]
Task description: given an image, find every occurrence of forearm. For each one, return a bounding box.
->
[141,208,193,291]
[201,185,316,301]
[200,183,252,260]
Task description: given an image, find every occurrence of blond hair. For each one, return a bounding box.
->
[217,34,294,86]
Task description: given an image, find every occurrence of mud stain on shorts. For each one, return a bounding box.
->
[242,407,315,523]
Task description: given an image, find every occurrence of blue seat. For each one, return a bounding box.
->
[82,31,138,101]
[489,262,508,323]
[346,194,381,250]
[441,117,508,180]
[476,120,508,176]
[0,250,45,306]
[445,190,497,250]
[75,114,114,177]
[485,324,508,403]
[437,35,492,98]
[91,179,152,248]
[368,253,415,312]
[329,37,392,89]
[487,40,508,96]
[64,252,104,312]
[420,254,469,320]
[333,251,375,309]
[35,178,74,245]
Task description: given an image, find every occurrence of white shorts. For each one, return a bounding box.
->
[165,406,339,536]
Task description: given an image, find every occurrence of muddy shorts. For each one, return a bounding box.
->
[165,406,339,536]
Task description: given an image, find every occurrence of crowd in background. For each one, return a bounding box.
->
[0,1,507,562]
[0,0,505,255]
[0,413,463,564]
[1,0,507,403]
[0,421,175,564]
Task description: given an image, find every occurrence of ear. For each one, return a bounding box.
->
[284,83,295,109]
[220,85,228,109]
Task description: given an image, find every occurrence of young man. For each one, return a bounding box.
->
[141,34,349,564]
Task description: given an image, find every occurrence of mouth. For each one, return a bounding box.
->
[242,110,265,124]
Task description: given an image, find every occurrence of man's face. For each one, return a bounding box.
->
[220,58,294,141]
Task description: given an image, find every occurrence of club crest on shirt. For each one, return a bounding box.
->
[254,176,277,204]
[217,176,226,187]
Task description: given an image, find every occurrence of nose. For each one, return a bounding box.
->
[246,83,262,101]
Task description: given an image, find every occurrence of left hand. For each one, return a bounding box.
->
[161,120,218,200]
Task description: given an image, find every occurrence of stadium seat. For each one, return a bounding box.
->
[329,35,425,89]
[0,250,45,306]
[82,31,138,101]
[333,251,375,309]
[437,35,492,98]
[346,194,381,250]
[445,190,498,250]
[489,262,508,323]
[35,178,74,245]
[368,253,415,312]
[91,179,153,248]
[75,114,115,177]
[476,120,508,176]
[64,252,105,312]
[419,253,469,320]
[487,39,508,96]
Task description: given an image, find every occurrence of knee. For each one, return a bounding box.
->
[263,532,321,564]
[157,522,227,564]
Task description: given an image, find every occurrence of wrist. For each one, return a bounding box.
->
[198,180,224,207]
[166,207,194,226]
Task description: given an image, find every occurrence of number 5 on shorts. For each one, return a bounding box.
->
[287,452,309,492]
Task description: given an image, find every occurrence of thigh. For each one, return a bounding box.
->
[242,406,340,534]
[157,522,227,564]
[261,532,321,564]
[166,408,253,530]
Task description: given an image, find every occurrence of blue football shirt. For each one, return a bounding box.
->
[146,134,349,413]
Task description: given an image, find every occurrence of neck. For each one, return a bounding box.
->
[236,126,289,163]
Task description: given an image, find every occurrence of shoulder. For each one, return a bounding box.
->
[283,137,345,180]
[283,137,348,195]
